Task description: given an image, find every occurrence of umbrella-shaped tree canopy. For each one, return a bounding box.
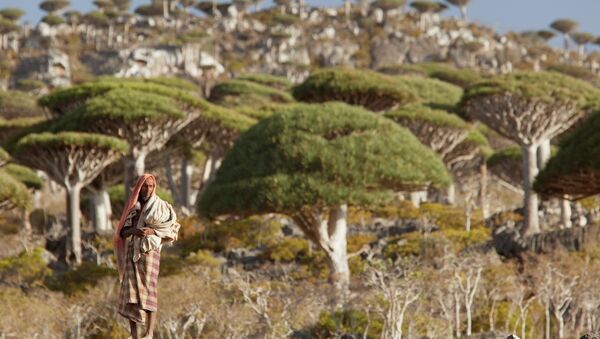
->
[198,102,450,217]
[535,111,600,199]
[292,68,418,112]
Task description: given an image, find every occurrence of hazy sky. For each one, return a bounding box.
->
[6,0,600,47]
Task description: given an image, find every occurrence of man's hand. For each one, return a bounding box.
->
[139,227,156,236]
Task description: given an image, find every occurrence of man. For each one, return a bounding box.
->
[114,174,180,339]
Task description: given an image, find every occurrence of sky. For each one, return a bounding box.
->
[5,0,600,48]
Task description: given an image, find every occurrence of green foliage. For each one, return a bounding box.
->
[179,217,282,255]
[417,63,481,88]
[144,77,199,92]
[14,132,129,156]
[41,14,65,26]
[385,104,469,129]
[550,19,579,34]
[0,247,51,286]
[15,78,46,92]
[393,75,463,110]
[39,78,253,132]
[185,249,222,267]
[134,3,163,17]
[175,29,209,44]
[549,64,600,87]
[292,67,418,111]
[572,32,596,45]
[84,10,109,27]
[39,0,69,14]
[58,88,185,126]
[410,1,448,13]
[486,147,521,167]
[198,102,451,218]
[441,227,490,252]
[3,164,43,189]
[371,0,405,10]
[312,309,383,339]
[0,8,25,21]
[463,71,600,111]
[0,90,44,119]
[45,262,116,295]
[0,146,8,164]
[535,110,600,198]
[383,231,449,260]
[262,237,309,262]
[210,79,294,105]
[236,73,292,90]
[0,169,31,210]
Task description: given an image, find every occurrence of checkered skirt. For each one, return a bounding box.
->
[118,239,161,323]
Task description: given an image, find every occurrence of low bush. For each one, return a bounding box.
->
[311,309,383,339]
[45,261,116,295]
[0,247,51,286]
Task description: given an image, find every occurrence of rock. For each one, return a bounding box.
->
[14,49,71,88]
[116,44,224,78]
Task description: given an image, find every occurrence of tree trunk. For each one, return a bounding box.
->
[537,139,551,169]
[66,184,83,265]
[489,299,496,331]
[124,152,147,190]
[521,144,540,235]
[165,159,179,204]
[466,303,472,336]
[180,156,193,209]
[563,33,570,51]
[344,0,351,23]
[107,24,114,48]
[479,163,489,219]
[326,204,350,296]
[454,292,461,337]
[92,189,112,235]
[21,208,31,234]
[446,183,456,205]
[558,316,564,339]
[545,305,550,339]
[410,192,421,207]
[460,5,467,22]
[163,0,170,19]
[561,196,572,228]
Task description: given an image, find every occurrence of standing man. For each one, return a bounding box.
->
[114,174,180,339]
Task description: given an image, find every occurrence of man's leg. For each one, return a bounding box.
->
[129,320,138,339]
[144,310,157,338]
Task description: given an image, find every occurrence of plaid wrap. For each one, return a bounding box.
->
[118,223,161,323]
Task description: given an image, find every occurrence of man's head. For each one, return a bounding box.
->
[138,176,156,203]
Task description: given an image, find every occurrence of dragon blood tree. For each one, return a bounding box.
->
[385,104,470,205]
[12,132,128,265]
[292,67,417,112]
[535,111,600,201]
[198,102,450,295]
[39,78,213,188]
[463,71,600,235]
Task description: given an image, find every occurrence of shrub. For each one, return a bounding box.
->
[262,237,309,262]
[311,309,383,339]
[0,247,51,286]
[179,217,282,256]
[45,262,116,295]
[186,249,222,267]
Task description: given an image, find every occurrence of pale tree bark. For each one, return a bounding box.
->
[455,266,482,336]
[561,196,572,228]
[459,5,467,22]
[479,163,489,219]
[293,205,350,298]
[123,151,147,190]
[368,267,420,339]
[180,156,194,209]
[446,183,456,205]
[522,144,540,235]
[66,183,83,265]
[92,189,112,235]
[466,94,582,235]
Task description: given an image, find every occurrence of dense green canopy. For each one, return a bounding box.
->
[198,102,450,217]
[535,111,600,199]
[379,63,481,89]
[463,71,600,110]
[0,90,45,119]
[292,68,417,112]
[236,74,292,90]
[549,64,600,88]
[0,169,31,211]
[3,164,43,190]
[210,79,294,108]
[0,147,8,166]
[393,76,463,110]
[14,132,129,155]
[384,104,468,129]
[39,78,249,132]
